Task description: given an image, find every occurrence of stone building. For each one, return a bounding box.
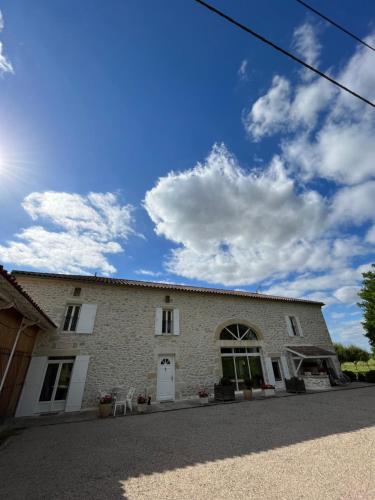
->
[13,270,341,417]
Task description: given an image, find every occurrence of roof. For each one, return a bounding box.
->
[286,346,335,358]
[0,266,56,329]
[11,270,324,306]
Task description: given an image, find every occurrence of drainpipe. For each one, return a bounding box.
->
[0,318,36,394]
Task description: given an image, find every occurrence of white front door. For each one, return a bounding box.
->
[157,355,175,401]
[37,359,74,413]
[271,358,285,390]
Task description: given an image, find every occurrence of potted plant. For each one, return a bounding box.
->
[198,388,209,404]
[99,394,113,418]
[214,377,235,401]
[261,383,275,397]
[243,378,253,400]
[137,394,147,413]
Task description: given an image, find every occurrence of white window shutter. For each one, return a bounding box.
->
[280,355,290,379]
[285,315,294,337]
[155,307,163,335]
[76,304,97,334]
[173,308,180,336]
[295,317,304,337]
[264,357,276,386]
[16,356,47,417]
[65,355,90,412]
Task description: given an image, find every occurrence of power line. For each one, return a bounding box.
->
[296,0,375,52]
[193,0,375,108]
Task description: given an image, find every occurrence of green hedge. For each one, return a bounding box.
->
[365,370,375,383]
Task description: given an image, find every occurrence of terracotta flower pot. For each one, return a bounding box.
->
[137,403,147,413]
[199,396,209,405]
[243,389,252,401]
[99,403,112,418]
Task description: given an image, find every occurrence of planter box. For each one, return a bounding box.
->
[263,388,275,397]
[137,403,147,413]
[199,396,209,405]
[99,403,112,418]
[214,384,235,402]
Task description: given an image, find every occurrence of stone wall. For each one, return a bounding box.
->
[14,275,336,408]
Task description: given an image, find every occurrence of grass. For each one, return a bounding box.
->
[341,359,375,373]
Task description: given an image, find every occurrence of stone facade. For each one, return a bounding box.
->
[14,274,337,410]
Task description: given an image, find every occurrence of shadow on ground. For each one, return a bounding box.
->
[0,386,374,499]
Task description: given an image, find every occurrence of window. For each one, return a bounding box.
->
[63,304,81,332]
[73,287,81,297]
[219,323,258,341]
[162,309,173,334]
[288,316,301,337]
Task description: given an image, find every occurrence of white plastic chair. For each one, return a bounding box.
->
[112,386,126,416]
[112,386,135,416]
[126,387,135,412]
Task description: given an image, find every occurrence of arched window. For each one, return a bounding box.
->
[220,323,258,341]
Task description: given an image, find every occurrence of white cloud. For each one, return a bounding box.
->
[238,59,248,80]
[330,182,375,226]
[23,191,133,241]
[144,144,372,286]
[334,286,360,304]
[0,10,13,75]
[135,269,163,277]
[243,76,291,141]
[244,24,375,186]
[329,318,369,350]
[0,191,135,275]
[292,23,321,80]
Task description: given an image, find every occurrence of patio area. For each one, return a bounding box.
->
[5,381,373,430]
[1,385,374,499]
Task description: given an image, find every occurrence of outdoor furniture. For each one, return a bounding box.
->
[285,377,306,394]
[112,386,135,416]
[214,383,235,401]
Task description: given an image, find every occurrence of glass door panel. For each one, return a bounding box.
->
[249,357,264,388]
[222,357,236,386]
[55,363,73,401]
[235,357,250,389]
[39,364,59,402]
[38,359,74,413]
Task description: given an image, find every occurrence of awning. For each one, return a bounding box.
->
[285,346,336,358]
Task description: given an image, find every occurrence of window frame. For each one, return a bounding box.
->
[288,315,302,337]
[161,308,173,335]
[62,304,81,332]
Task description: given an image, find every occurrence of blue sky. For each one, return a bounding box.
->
[0,1,374,350]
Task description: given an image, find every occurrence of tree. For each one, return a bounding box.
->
[358,263,375,349]
[345,344,370,363]
[334,342,369,363]
[333,342,347,363]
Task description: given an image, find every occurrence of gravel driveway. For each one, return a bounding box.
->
[1,387,374,500]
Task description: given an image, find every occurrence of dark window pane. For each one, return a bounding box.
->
[70,306,80,331]
[235,357,251,389]
[63,306,73,331]
[220,328,235,340]
[234,348,246,353]
[272,361,282,381]
[39,364,59,401]
[221,348,232,353]
[249,357,264,388]
[222,357,236,381]
[242,328,258,340]
[55,363,73,400]
[162,310,166,333]
[289,316,299,336]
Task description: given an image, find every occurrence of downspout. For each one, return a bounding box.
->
[0,318,37,394]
